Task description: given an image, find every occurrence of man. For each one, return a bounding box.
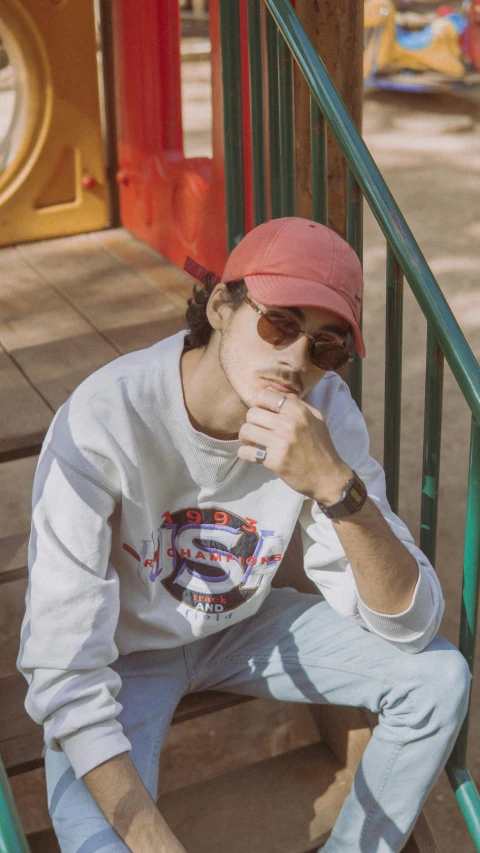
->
[18,217,470,853]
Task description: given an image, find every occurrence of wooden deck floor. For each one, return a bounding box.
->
[0,229,192,590]
[0,229,192,460]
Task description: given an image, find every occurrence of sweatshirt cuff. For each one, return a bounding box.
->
[356,564,437,646]
[60,719,132,779]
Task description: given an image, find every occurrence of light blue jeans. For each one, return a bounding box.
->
[45,588,471,853]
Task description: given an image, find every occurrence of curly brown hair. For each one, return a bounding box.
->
[184,274,248,349]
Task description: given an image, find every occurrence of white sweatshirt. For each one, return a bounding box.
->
[17,331,444,779]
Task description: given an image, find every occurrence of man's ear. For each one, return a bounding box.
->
[206,284,232,331]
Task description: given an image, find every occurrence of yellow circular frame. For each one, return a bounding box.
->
[0,0,52,201]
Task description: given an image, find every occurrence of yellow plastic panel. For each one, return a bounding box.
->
[35,147,76,208]
[0,0,107,246]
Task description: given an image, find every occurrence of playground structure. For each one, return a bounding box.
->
[0,0,108,247]
[0,0,479,851]
[364,0,480,91]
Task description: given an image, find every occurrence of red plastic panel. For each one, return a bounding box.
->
[112,0,227,275]
[112,0,294,277]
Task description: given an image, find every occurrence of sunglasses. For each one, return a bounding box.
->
[244,295,355,371]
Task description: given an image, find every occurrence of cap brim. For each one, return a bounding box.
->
[245,274,366,358]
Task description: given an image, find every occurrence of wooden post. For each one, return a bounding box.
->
[294,0,363,238]
[99,0,121,227]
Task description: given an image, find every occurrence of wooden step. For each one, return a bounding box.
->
[14,749,439,853]
[161,757,439,853]
[0,456,37,583]
[0,671,254,776]
[21,742,345,853]
[0,347,51,461]
[159,741,347,853]
[18,774,438,853]
[28,828,60,853]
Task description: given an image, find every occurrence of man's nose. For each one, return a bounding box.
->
[277,334,310,371]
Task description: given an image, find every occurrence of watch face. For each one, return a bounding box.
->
[318,473,366,519]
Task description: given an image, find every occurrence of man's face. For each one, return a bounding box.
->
[216,293,350,410]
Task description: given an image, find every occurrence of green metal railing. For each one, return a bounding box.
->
[0,758,30,853]
[219,0,480,847]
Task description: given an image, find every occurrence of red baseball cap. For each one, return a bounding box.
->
[222,217,365,357]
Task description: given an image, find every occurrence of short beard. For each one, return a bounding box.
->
[218,326,252,410]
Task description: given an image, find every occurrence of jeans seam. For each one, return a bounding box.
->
[357,738,405,852]
[189,658,226,689]
[183,644,195,681]
[199,652,394,687]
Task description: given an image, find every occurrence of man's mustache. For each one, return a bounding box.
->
[259,370,304,395]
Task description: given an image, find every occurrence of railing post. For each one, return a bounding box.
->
[0,758,31,852]
[384,246,404,514]
[310,94,327,226]
[265,9,282,219]
[346,167,363,410]
[459,418,480,677]
[247,0,267,226]
[219,0,245,251]
[277,28,295,216]
[449,419,480,772]
[419,327,444,566]
[447,466,480,853]
[446,765,480,853]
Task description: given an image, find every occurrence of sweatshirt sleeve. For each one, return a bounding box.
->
[301,381,445,654]
[17,400,132,780]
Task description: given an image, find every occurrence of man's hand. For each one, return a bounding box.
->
[238,388,352,504]
[83,752,187,853]
[238,387,419,615]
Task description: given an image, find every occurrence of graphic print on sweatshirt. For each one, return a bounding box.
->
[123,507,285,613]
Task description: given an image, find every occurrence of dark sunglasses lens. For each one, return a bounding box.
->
[310,339,350,370]
[257,313,301,347]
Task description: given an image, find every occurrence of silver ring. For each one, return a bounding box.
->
[255,445,267,464]
[276,395,287,413]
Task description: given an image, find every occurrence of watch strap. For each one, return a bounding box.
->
[316,470,367,520]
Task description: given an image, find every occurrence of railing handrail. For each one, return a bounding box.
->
[265,0,480,427]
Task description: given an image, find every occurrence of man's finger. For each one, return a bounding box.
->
[239,422,273,447]
[254,387,299,413]
[245,407,280,430]
[237,443,273,467]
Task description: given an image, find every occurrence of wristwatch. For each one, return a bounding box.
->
[316,470,367,520]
